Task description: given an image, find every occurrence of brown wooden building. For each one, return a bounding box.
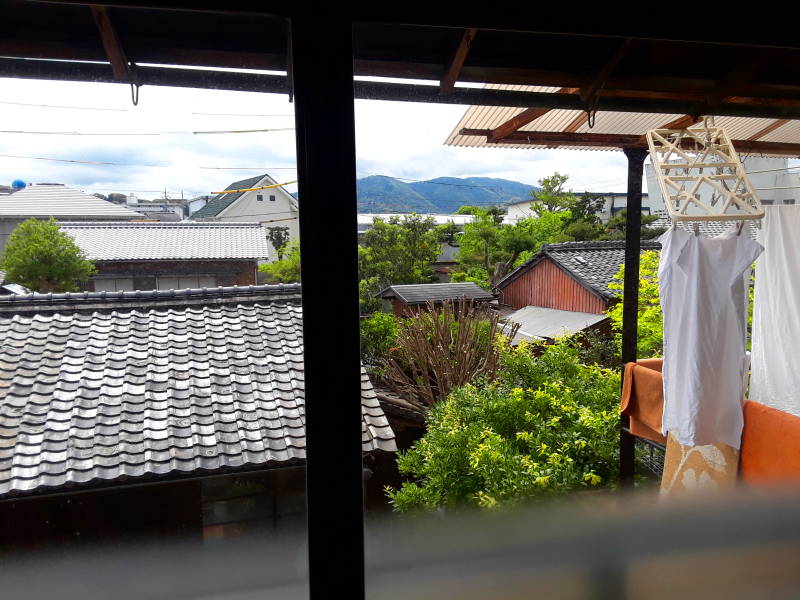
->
[496,241,661,314]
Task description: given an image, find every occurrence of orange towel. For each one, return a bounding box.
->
[740,401,800,485]
[620,359,667,445]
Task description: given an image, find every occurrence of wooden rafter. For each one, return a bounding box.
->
[90,6,131,80]
[747,118,789,141]
[579,38,632,103]
[440,28,477,94]
[459,128,800,155]
[489,87,576,142]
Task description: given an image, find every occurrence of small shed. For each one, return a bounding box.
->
[377,282,494,316]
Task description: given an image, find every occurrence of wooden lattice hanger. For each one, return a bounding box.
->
[646,117,765,234]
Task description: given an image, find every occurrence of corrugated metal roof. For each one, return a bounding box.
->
[60,221,271,261]
[378,282,494,304]
[503,306,608,343]
[0,284,396,499]
[0,184,142,219]
[445,85,800,155]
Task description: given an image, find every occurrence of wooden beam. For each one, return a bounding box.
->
[657,114,702,129]
[460,128,800,155]
[488,87,576,141]
[563,112,589,133]
[747,118,789,141]
[440,28,477,94]
[579,39,631,103]
[90,6,130,80]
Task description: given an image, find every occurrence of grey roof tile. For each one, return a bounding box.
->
[60,221,271,261]
[497,240,662,299]
[0,285,395,498]
[0,185,141,219]
[378,282,494,304]
[190,175,264,218]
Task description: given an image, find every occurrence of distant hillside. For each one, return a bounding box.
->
[357,175,538,213]
[357,175,437,213]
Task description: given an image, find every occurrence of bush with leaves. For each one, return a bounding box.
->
[606,250,663,358]
[386,340,620,511]
[359,311,400,376]
[259,239,301,283]
[0,217,96,292]
[383,299,518,410]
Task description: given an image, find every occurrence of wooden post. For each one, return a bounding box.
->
[620,146,648,486]
[291,15,365,599]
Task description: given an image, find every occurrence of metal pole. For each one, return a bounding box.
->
[619,146,647,486]
[291,15,365,599]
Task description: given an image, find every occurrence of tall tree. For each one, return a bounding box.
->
[601,209,664,240]
[530,172,578,214]
[0,218,96,292]
[259,239,301,283]
[266,226,291,259]
[358,214,440,312]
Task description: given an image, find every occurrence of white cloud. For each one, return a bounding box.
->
[0,78,635,202]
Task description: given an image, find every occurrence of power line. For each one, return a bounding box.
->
[0,100,127,111]
[0,127,294,136]
[0,153,296,171]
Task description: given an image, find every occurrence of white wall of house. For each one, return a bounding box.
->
[506,192,657,223]
[215,186,299,260]
[645,156,798,214]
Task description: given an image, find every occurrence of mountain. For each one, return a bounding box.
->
[356,175,437,213]
[356,175,538,213]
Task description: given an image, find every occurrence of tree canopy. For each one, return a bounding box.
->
[259,239,301,283]
[358,214,440,313]
[0,218,96,293]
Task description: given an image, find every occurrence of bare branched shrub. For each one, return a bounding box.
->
[384,298,519,410]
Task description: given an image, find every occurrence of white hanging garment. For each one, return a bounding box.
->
[659,227,763,449]
[750,206,800,416]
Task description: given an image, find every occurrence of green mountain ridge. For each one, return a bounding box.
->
[357,175,538,213]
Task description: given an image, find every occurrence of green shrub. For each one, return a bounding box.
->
[360,311,400,375]
[386,340,620,511]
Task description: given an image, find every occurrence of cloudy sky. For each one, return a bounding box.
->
[0,77,634,201]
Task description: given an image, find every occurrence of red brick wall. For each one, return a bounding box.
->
[499,258,608,314]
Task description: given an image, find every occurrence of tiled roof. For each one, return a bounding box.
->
[377,282,494,304]
[60,221,271,261]
[497,240,662,299]
[190,175,265,218]
[0,184,142,219]
[648,217,758,239]
[0,284,395,499]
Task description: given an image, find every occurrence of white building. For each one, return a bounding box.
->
[505,191,657,223]
[645,156,799,214]
[191,174,299,259]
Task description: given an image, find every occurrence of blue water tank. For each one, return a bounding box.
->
[11,180,26,191]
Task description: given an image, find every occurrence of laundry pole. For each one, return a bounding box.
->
[620,146,648,485]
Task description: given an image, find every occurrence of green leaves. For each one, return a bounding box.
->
[386,340,621,512]
[0,218,96,292]
[606,250,663,358]
[259,239,301,283]
[358,214,441,313]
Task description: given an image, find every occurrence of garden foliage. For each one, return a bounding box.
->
[386,339,621,511]
[0,217,96,292]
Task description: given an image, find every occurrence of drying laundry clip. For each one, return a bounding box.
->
[693,222,700,236]
[646,118,765,225]
[735,221,745,236]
